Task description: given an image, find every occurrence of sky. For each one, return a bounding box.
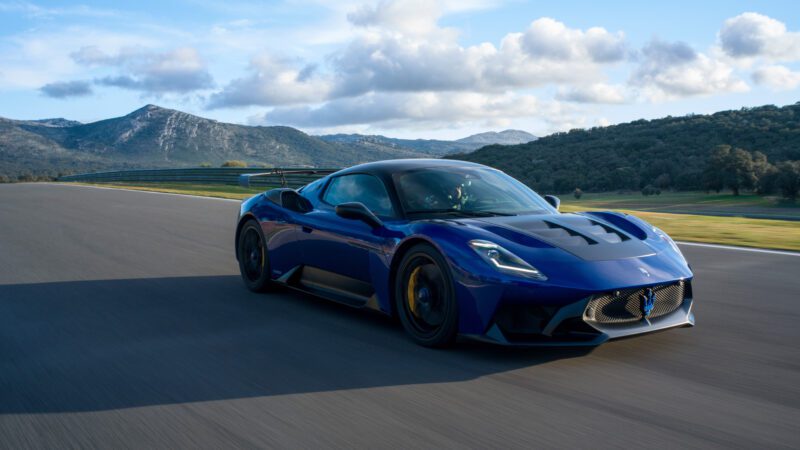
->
[0,0,798,139]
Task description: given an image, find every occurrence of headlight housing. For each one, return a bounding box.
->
[652,226,684,259]
[468,240,547,280]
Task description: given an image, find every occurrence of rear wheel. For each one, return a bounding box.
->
[395,244,458,347]
[237,220,272,292]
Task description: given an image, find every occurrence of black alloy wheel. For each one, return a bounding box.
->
[237,220,272,292]
[395,243,458,347]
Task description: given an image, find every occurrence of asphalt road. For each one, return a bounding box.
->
[1,183,798,449]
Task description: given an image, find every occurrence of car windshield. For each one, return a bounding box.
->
[394,166,556,217]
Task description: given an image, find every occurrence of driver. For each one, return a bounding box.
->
[447,180,470,209]
[415,175,472,210]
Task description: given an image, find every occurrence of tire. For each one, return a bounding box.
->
[394,243,459,347]
[237,220,272,292]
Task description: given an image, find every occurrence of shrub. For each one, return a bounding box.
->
[221,160,247,168]
[641,185,660,196]
[573,188,583,199]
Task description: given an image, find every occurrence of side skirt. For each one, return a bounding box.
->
[275,265,384,312]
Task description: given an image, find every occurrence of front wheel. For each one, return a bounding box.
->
[395,243,459,347]
[237,220,272,292]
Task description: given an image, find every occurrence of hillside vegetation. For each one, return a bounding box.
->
[449,103,800,194]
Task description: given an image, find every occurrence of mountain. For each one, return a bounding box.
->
[317,129,536,156]
[318,134,475,156]
[0,105,431,178]
[0,117,112,178]
[456,130,537,146]
[448,103,800,193]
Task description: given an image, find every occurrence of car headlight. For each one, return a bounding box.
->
[468,240,547,280]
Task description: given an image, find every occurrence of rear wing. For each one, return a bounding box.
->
[238,168,338,188]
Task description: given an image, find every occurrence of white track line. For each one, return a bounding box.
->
[46,183,799,255]
[677,241,799,257]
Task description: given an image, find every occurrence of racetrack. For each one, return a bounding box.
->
[1,183,798,448]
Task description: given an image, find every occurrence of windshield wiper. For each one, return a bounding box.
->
[405,209,515,217]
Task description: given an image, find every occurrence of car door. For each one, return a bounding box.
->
[295,173,395,283]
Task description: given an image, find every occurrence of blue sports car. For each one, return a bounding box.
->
[235,159,694,347]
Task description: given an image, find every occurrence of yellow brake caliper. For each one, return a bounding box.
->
[407,266,422,316]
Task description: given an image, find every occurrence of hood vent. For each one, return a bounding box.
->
[536,218,629,247]
[540,220,597,246]
[471,213,656,261]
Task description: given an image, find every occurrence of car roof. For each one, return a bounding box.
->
[332,158,489,177]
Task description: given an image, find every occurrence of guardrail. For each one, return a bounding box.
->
[58,167,339,189]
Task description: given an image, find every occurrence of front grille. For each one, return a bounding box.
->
[584,281,686,325]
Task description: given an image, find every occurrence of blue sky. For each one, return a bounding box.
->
[1,0,798,139]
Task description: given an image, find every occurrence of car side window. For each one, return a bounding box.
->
[323,174,395,217]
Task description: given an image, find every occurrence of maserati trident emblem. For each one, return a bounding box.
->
[640,288,656,318]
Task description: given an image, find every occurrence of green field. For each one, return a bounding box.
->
[562,191,800,220]
[71,183,800,252]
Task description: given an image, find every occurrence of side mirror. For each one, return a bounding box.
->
[544,195,560,211]
[335,202,383,228]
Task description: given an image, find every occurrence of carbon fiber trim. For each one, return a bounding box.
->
[584,281,686,325]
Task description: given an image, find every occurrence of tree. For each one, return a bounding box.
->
[654,173,671,190]
[756,164,779,195]
[775,161,800,201]
[727,148,758,195]
[703,145,758,195]
[221,160,248,168]
[0,174,10,183]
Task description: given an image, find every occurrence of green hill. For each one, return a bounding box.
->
[448,103,800,193]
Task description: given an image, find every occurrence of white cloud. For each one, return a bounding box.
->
[556,83,627,104]
[752,65,800,90]
[630,39,748,99]
[72,46,214,94]
[256,89,586,137]
[39,80,93,98]
[347,0,499,36]
[520,17,626,63]
[259,91,550,128]
[347,0,443,36]
[329,15,626,99]
[207,54,331,108]
[208,7,628,112]
[720,12,800,61]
